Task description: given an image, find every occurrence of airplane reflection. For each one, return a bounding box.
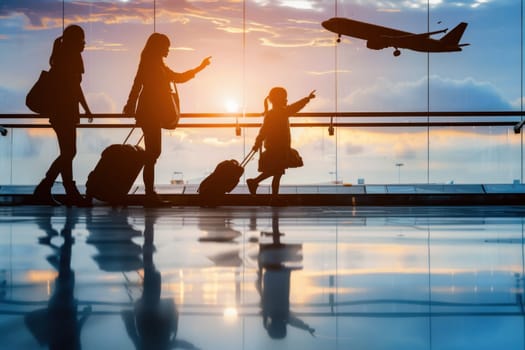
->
[25,208,92,350]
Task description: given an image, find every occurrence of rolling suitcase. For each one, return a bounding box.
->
[198,150,256,205]
[86,129,145,205]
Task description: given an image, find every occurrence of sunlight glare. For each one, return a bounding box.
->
[225,99,239,113]
[223,307,238,321]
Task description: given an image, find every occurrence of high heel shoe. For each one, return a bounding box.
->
[247,178,258,195]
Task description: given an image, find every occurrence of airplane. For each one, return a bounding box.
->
[322,17,469,57]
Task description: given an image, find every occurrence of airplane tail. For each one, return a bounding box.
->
[440,22,468,45]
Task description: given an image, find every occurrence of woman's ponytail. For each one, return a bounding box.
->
[263,96,269,115]
[49,36,62,66]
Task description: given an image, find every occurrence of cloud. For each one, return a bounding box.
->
[427,76,510,110]
[11,129,46,157]
[331,128,428,160]
[338,0,495,11]
[85,92,117,113]
[0,0,62,28]
[0,0,332,51]
[86,41,126,52]
[0,86,27,113]
[294,74,517,167]
[216,20,274,35]
[201,136,241,146]
[307,69,352,76]
[171,46,195,52]
[0,0,169,29]
[259,36,325,48]
[345,75,511,111]
[345,142,365,155]
[278,0,322,11]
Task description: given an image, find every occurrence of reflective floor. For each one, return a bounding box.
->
[1,205,525,349]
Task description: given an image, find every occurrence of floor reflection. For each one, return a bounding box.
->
[121,212,199,350]
[25,209,92,350]
[86,209,143,273]
[256,209,315,339]
[1,205,525,349]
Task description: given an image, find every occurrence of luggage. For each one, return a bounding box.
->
[198,150,256,205]
[86,129,145,205]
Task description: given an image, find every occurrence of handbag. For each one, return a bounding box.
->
[258,147,303,172]
[288,148,304,168]
[26,70,55,114]
[159,83,181,130]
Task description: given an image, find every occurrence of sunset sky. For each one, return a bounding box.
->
[0,0,523,185]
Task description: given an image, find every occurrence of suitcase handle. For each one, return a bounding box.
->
[239,149,257,168]
[123,127,144,146]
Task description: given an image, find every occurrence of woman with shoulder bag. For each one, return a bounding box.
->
[123,33,211,207]
[33,24,93,207]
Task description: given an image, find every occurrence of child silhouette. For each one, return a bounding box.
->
[247,87,315,205]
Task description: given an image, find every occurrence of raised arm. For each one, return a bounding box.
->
[166,56,212,83]
[78,85,93,122]
[286,90,316,115]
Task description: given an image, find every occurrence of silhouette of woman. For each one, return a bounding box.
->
[25,209,92,349]
[121,213,199,349]
[247,87,315,205]
[33,25,93,207]
[124,33,211,207]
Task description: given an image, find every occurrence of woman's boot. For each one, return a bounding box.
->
[33,178,60,206]
[63,181,92,207]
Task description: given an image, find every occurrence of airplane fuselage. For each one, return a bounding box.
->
[323,17,409,41]
[322,17,468,56]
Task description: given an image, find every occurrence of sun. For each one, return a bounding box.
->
[225,99,239,113]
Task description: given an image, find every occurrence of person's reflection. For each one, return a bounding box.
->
[122,211,199,350]
[25,208,92,349]
[256,209,315,339]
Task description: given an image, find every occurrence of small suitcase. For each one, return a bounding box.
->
[198,150,256,205]
[86,129,145,205]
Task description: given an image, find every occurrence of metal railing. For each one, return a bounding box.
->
[0,111,524,132]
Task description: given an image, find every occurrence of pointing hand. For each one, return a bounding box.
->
[201,56,212,68]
